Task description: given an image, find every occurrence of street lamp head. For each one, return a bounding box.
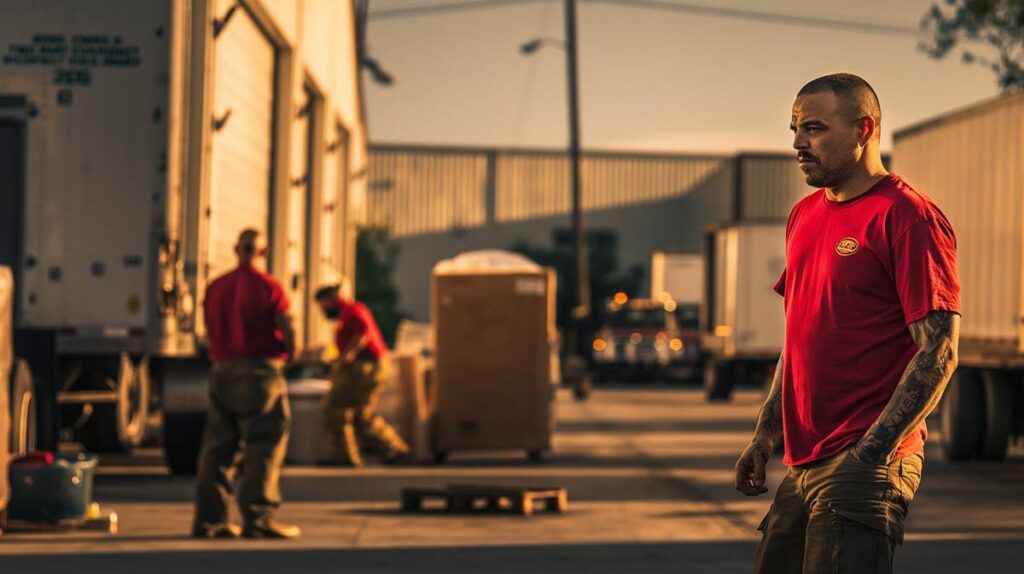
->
[519,38,542,55]
[362,56,395,86]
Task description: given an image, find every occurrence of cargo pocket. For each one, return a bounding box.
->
[826,502,901,574]
[756,504,773,532]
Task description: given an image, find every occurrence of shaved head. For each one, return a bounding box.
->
[797,73,881,127]
[234,228,267,268]
[791,73,887,191]
[237,228,261,247]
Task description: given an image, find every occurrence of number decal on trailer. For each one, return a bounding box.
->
[53,68,91,86]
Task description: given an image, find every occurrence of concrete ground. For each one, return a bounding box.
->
[2,387,1023,573]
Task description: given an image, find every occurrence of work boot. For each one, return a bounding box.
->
[191,523,241,539]
[243,518,301,539]
[382,448,411,465]
[316,457,363,468]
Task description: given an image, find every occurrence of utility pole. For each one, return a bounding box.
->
[565,0,588,320]
[564,0,592,399]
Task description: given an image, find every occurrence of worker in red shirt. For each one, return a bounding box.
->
[735,74,960,573]
[314,282,408,466]
[192,229,301,540]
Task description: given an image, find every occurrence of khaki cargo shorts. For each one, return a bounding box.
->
[754,448,923,574]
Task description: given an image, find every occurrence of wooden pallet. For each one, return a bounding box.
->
[401,484,568,516]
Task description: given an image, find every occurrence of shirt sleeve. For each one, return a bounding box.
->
[774,200,799,297]
[892,215,961,325]
[269,281,290,315]
[773,269,787,297]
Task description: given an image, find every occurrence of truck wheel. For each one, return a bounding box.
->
[78,354,149,453]
[10,359,37,455]
[164,411,206,475]
[704,360,734,402]
[940,368,983,461]
[979,370,1013,461]
[159,359,210,475]
[572,372,593,401]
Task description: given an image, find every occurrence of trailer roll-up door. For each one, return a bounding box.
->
[206,1,276,281]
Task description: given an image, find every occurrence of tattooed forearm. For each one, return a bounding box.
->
[854,312,960,464]
[752,352,785,448]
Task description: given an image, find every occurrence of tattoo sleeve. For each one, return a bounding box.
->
[753,351,785,448]
[855,311,961,464]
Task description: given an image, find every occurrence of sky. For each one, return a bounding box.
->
[363,0,1004,154]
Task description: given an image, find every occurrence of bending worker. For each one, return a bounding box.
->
[192,228,301,540]
[314,282,409,467]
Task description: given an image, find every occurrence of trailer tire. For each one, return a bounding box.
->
[78,354,149,453]
[940,368,983,461]
[164,411,205,475]
[704,360,734,402]
[10,359,37,455]
[979,370,1013,461]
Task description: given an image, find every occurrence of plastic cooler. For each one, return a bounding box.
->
[8,452,99,522]
[286,378,332,465]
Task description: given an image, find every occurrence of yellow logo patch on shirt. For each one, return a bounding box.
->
[835,237,859,256]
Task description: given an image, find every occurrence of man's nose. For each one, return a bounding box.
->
[792,131,807,151]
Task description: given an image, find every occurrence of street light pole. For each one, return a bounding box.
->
[520,1,591,399]
[564,0,588,322]
[563,0,592,399]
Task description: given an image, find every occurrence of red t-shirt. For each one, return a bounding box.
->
[204,266,291,361]
[774,173,960,466]
[334,299,388,360]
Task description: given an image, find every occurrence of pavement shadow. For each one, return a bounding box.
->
[93,462,744,505]
[3,538,1024,574]
[0,541,758,574]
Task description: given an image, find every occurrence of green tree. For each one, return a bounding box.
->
[510,229,643,335]
[921,0,1024,91]
[354,228,408,346]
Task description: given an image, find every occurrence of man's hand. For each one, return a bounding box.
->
[849,441,888,466]
[735,437,772,496]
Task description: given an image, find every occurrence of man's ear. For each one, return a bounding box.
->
[858,116,877,147]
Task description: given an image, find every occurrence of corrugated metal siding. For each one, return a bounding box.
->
[495,153,568,221]
[368,148,732,237]
[366,149,488,237]
[893,94,1024,346]
[207,3,275,279]
[496,153,728,222]
[739,156,811,219]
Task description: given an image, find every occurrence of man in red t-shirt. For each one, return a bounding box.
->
[735,74,960,573]
[314,282,408,466]
[193,229,301,540]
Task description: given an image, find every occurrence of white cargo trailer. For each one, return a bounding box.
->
[0,0,367,473]
[700,221,786,400]
[894,92,1024,461]
[650,251,703,305]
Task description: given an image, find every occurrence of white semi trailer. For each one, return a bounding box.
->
[894,92,1024,461]
[0,0,367,473]
[700,221,786,401]
[650,251,703,305]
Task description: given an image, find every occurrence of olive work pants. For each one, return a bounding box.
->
[323,357,408,465]
[754,448,924,574]
[194,358,290,529]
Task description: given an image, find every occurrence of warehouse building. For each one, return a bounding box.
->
[366,145,814,323]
